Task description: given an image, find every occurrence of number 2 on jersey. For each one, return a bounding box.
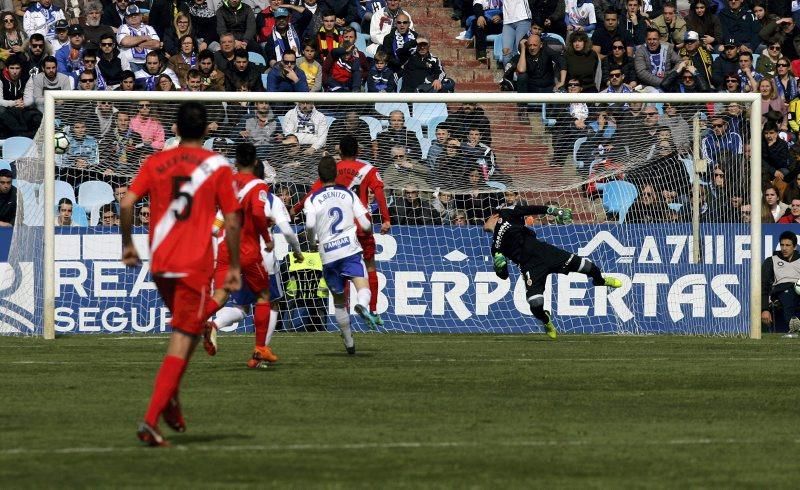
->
[171,176,193,221]
[328,206,343,234]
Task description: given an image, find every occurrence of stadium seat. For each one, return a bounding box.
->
[55,180,76,206]
[752,53,759,67]
[540,104,556,127]
[359,115,383,140]
[248,51,267,67]
[427,116,448,139]
[78,180,114,226]
[419,136,432,160]
[326,115,335,128]
[15,179,42,226]
[596,180,638,223]
[573,136,588,169]
[412,103,448,126]
[261,73,269,88]
[2,136,34,161]
[375,102,410,119]
[405,116,424,141]
[356,32,369,55]
[0,159,11,172]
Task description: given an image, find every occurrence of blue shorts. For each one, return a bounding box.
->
[323,253,367,294]
[230,274,283,305]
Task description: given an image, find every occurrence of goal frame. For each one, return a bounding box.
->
[41,91,763,339]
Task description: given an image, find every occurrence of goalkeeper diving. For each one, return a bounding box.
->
[484,205,622,339]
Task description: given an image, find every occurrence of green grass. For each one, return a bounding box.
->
[1,333,799,488]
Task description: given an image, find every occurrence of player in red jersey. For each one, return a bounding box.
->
[206,142,279,368]
[293,135,391,324]
[121,102,242,447]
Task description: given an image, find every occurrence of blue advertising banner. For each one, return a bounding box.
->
[2,224,799,335]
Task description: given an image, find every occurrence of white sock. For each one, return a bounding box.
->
[266,309,278,345]
[214,307,245,329]
[334,307,353,347]
[357,288,371,311]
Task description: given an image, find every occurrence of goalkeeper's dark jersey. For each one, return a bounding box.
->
[490,205,553,265]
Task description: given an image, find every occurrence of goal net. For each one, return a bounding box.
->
[1,92,761,338]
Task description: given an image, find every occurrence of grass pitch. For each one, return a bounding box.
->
[1,333,799,488]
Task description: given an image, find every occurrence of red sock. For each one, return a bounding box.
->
[144,355,187,427]
[202,297,221,320]
[254,302,271,347]
[368,270,378,312]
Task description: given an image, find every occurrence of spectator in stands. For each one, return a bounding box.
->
[101,0,128,32]
[97,33,128,88]
[22,33,50,79]
[282,101,327,155]
[66,117,100,168]
[499,0,532,66]
[627,183,670,223]
[434,137,468,187]
[782,173,800,204]
[368,0,411,57]
[400,35,455,93]
[685,0,721,52]
[471,0,503,63]
[763,120,791,182]
[156,73,178,91]
[592,9,630,61]
[56,198,77,226]
[445,101,491,145]
[394,182,437,225]
[322,34,361,91]
[82,2,115,48]
[756,40,782,78]
[117,5,161,72]
[166,35,198,84]
[215,0,258,53]
[314,10,343,63]
[551,78,589,166]
[678,30,713,88]
[134,50,180,90]
[740,203,752,222]
[529,2,567,39]
[622,0,648,47]
[266,48,309,91]
[298,43,322,91]
[711,38,739,88]
[130,101,165,151]
[763,184,785,222]
[366,49,396,92]
[450,210,469,226]
[565,0,596,35]
[116,69,135,90]
[375,109,421,170]
[55,24,86,74]
[760,17,800,61]
[383,145,430,189]
[75,67,98,91]
[514,34,565,96]
[760,78,788,127]
[461,126,495,180]
[426,124,448,171]
[603,67,633,107]
[600,37,637,90]
[163,13,200,57]
[356,0,385,33]
[719,0,761,52]
[198,48,225,90]
[431,189,457,223]
[325,0,360,33]
[661,61,711,92]
[0,54,40,138]
[73,49,106,90]
[135,202,150,227]
[0,11,27,62]
[327,109,371,154]
[659,102,690,150]
[456,167,499,223]
[382,11,417,73]
[224,47,264,91]
[50,19,70,52]
[0,169,16,226]
[101,109,143,175]
[263,8,303,67]
[702,114,743,167]
[634,27,681,91]
[774,57,797,103]
[24,0,65,43]
[736,50,763,92]
[718,71,742,93]
[186,0,219,47]
[565,31,599,92]
[100,203,119,226]
[240,100,278,148]
[24,56,71,113]
[651,1,685,48]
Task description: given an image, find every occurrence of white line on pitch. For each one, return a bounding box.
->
[0,438,787,456]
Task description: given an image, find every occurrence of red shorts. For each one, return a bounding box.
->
[214,260,270,295]
[153,274,212,336]
[358,232,376,262]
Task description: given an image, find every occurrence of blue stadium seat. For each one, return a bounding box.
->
[356,32,369,55]
[419,136,431,160]
[55,180,76,206]
[261,73,269,89]
[405,116,424,141]
[597,180,638,223]
[752,53,759,67]
[2,136,34,161]
[359,115,383,140]
[573,136,588,169]
[15,179,42,226]
[375,102,410,119]
[540,104,556,127]
[249,51,267,67]
[0,159,11,172]
[78,180,114,226]
[412,103,448,126]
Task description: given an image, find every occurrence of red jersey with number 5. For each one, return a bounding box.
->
[130,146,240,278]
[216,173,271,267]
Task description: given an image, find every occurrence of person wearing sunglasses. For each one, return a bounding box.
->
[710,37,739,88]
[381,12,417,73]
[676,30,712,88]
[22,33,51,78]
[366,0,411,57]
[773,56,798,103]
[600,35,636,90]
[661,60,711,92]
[265,48,309,92]
[0,10,27,60]
[701,115,743,168]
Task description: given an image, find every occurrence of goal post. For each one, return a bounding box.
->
[7,90,763,338]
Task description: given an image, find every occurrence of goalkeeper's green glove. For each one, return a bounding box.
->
[546,205,573,225]
[493,253,508,273]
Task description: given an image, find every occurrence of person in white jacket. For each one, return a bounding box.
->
[501,0,532,65]
[366,0,412,57]
[282,102,328,155]
[23,0,66,42]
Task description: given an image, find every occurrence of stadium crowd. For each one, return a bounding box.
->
[0,0,799,227]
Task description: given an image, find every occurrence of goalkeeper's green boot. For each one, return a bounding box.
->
[372,312,384,327]
[543,311,557,340]
[603,276,623,289]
